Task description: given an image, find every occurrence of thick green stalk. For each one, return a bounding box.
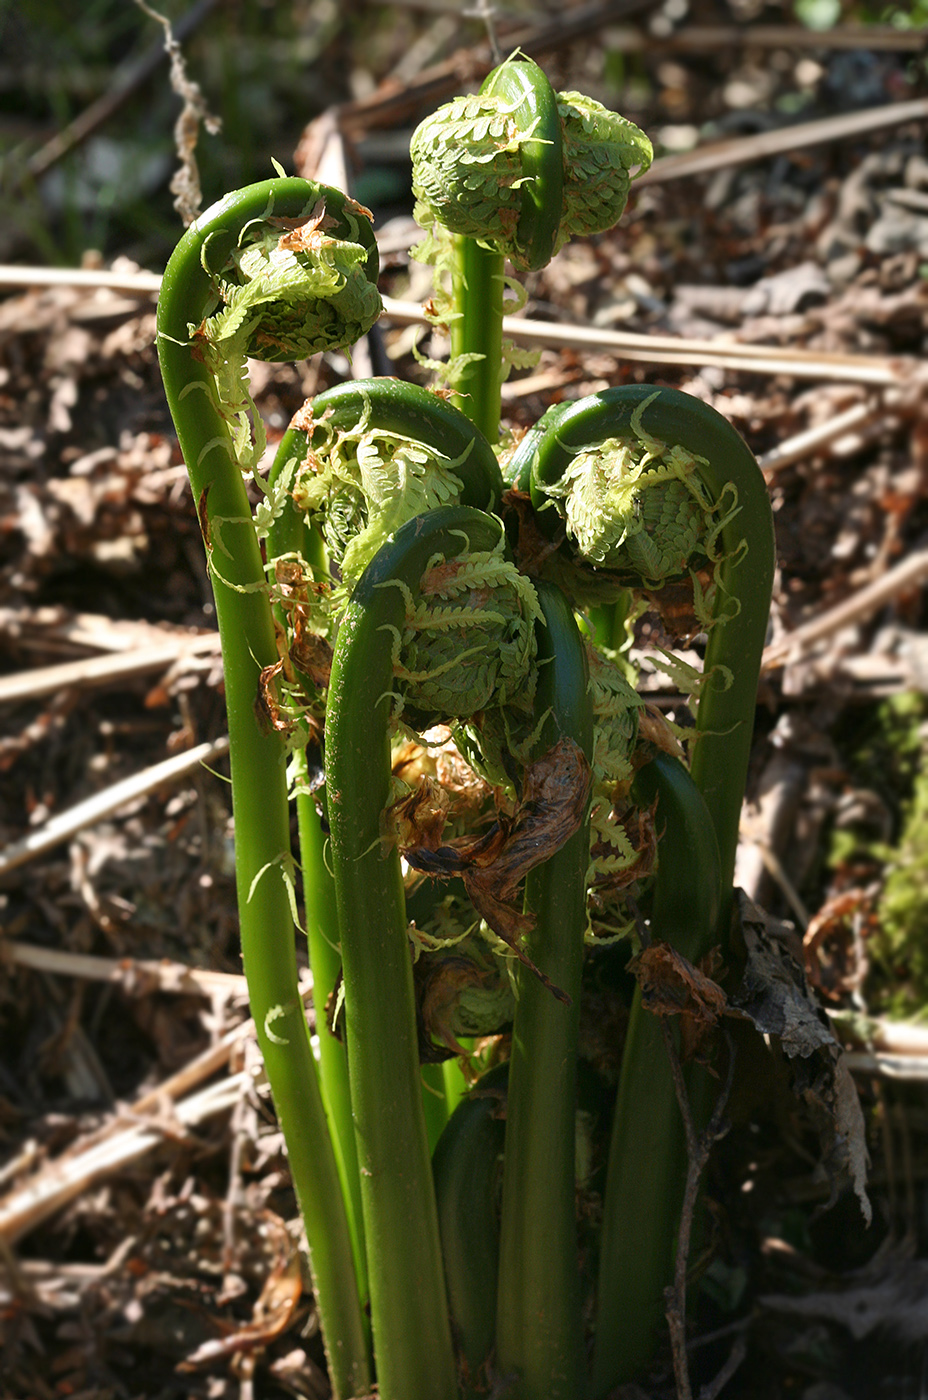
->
[442,1052,471,1116]
[157,178,374,1399]
[450,236,504,442]
[432,1062,509,1390]
[591,754,721,1395]
[517,385,775,918]
[294,775,370,1316]
[327,505,508,1400]
[495,580,593,1400]
[264,432,370,1320]
[422,1062,453,1154]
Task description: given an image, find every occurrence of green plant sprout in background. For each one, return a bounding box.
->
[157,52,777,1400]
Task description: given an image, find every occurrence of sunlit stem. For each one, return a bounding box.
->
[293,773,370,1321]
[450,235,504,443]
[265,441,370,1320]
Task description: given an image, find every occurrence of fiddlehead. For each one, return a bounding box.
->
[410,54,651,443]
[384,526,542,729]
[504,383,775,907]
[410,54,652,272]
[267,377,504,587]
[162,178,379,487]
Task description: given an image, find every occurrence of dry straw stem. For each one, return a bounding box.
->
[0,937,273,1004]
[0,736,229,877]
[0,948,312,1243]
[0,635,221,706]
[0,266,921,385]
[334,6,926,136]
[638,95,928,186]
[832,1015,928,1081]
[0,606,202,658]
[0,1068,251,1245]
[380,295,922,386]
[763,548,928,672]
[756,400,882,475]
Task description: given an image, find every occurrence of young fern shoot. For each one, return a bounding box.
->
[157,175,380,1400]
[504,383,776,918]
[325,505,544,1400]
[409,52,651,440]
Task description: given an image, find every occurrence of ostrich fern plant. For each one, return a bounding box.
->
[157,54,774,1400]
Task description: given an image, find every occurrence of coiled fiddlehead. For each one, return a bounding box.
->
[505,383,775,909]
[383,527,542,729]
[169,179,379,484]
[267,377,504,587]
[410,54,651,272]
[410,54,650,444]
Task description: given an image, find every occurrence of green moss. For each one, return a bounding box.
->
[873,714,928,1015]
[832,692,928,1015]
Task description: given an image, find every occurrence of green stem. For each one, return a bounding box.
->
[264,434,370,1322]
[294,774,370,1319]
[327,505,507,1400]
[589,591,635,653]
[432,1061,509,1389]
[450,236,504,442]
[264,374,506,1326]
[442,1053,472,1116]
[422,1062,453,1154]
[591,754,721,1395]
[495,580,593,1400]
[157,177,374,1399]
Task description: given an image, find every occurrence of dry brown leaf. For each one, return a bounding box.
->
[384,774,451,854]
[802,888,875,1001]
[730,891,871,1225]
[401,738,592,1003]
[637,704,685,759]
[628,941,727,1064]
[254,660,295,737]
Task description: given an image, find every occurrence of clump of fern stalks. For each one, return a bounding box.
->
[155,52,797,1400]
